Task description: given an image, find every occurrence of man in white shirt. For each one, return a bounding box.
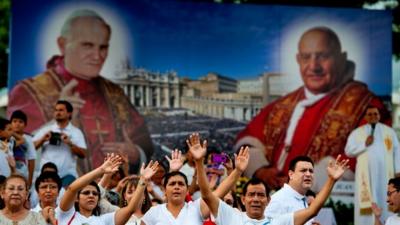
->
[34,100,86,186]
[384,177,400,225]
[371,177,400,225]
[192,132,350,225]
[265,156,315,225]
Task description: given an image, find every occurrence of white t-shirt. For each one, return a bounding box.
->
[0,139,14,177]
[33,122,86,178]
[14,134,36,178]
[142,199,203,225]
[265,184,312,225]
[56,206,115,225]
[216,200,293,225]
[386,214,400,225]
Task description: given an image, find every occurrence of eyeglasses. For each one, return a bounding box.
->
[80,190,99,196]
[387,190,398,197]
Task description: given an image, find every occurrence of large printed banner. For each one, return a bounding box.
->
[8,0,392,180]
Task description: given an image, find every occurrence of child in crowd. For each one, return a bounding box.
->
[10,110,37,187]
[0,118,16,177]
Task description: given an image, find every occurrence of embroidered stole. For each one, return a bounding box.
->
[263,81,373,164]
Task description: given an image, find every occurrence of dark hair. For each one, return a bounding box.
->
[224,190,239,209]
[120,177,152,213]
[388,177,400,190]
[10,110,28,125]
[288,156,314,172]
[76,181,101,216]
[0,175,6,209]
[35,172,62,192]
[151,198,163,205]
[41,162,59,174]
[242,178,270,196]
[0,118,10,130]
[163,171,188,188]
[305,190,316,198]
[56,100,73,113]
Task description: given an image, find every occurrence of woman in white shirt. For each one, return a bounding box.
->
[120,177,152,225]
[57,153,159,225]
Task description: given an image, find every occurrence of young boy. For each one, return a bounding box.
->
[0,118,16,176]
[10,110,36,186]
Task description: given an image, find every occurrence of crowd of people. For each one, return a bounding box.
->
[0,127,352,225]
[1,110,399,225]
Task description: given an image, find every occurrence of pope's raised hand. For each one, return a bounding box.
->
[59,79,86,110]
[235,146,250,173]
[327,155,350,181]
[140,160,159,181]
[165,149,183,172]
[186,133,207,161]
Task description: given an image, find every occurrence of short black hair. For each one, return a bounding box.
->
[288,156,314,172]
[10,110,28,125]
[35,172,62,192]
[163,171,188,188]
[56,100,73,113]
[242,178,270,196]
[41,162,59,174]
[0,118,10,130]
[0,175,6,209]
[388,177,400,190]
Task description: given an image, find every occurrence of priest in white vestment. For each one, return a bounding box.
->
[345,106,400,225]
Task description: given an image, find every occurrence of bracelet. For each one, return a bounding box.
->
[138,179,147,186]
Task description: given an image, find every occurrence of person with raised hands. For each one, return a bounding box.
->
[58,153,159,225]
[141,133,250,225]
[197,149,350,225]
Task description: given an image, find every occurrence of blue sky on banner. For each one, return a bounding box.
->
[10,0,392,95]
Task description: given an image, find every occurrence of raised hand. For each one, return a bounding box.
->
[165,149,183,172]
[371,202,382,218]
[140,160,159,181]
[223,156,234,175]
[326,155,350,181]
[186,133,207,161]
[101,153,122,174]
[234,146,250,173]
